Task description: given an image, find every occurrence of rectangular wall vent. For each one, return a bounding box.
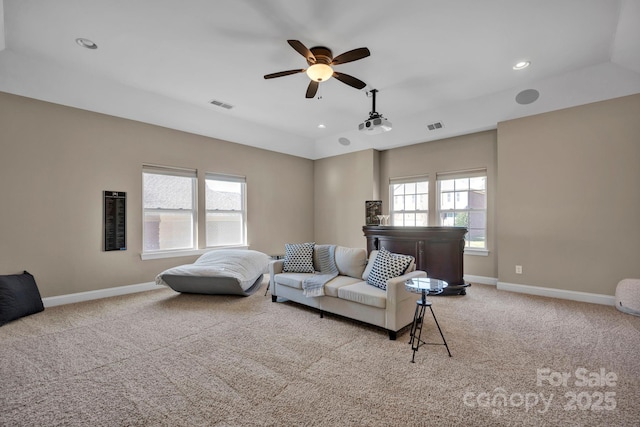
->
[427,121,444,131]
[209,99,234,110]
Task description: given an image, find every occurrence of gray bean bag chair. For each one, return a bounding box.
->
[156,249,270,296]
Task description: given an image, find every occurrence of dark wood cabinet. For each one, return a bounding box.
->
[363,226,469,294]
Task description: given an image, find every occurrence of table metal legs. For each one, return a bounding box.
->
[408,296,452,362]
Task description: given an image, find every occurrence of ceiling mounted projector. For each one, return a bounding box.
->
[358,89,392,134]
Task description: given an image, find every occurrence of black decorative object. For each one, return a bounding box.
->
[0,271,44,326]
[365,200,382,225]
[104,191,126,251]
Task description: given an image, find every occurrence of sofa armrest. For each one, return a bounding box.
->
[269,259,284,275]
[269,260,284,294]
[385,270,427,305]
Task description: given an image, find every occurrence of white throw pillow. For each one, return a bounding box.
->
[283,242,315,273]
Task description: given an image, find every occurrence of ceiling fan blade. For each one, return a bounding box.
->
[332,72,367,90]
[288,40,316,63]
[331,47,370,65]
[264,69,305,79]
[305,81,319,98]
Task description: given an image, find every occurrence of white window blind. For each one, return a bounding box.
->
[142,165,197,253]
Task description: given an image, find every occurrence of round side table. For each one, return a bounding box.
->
[405,278,452,362]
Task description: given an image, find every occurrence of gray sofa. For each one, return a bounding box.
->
[269,246,426,339]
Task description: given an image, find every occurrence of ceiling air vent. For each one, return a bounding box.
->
[209,99,234,110]
[427,121,444,131]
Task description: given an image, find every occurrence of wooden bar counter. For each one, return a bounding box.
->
[362,226,469,295]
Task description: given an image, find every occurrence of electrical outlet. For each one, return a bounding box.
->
[515,265,523,274]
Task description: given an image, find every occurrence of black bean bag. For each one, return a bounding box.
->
[0,271,44,326]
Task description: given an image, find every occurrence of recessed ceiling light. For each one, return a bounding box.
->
[513,61,530,70]
[75,38,97,49]
[318,124,326,129]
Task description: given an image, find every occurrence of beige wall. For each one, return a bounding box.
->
[313,149,379,248]
[378,131,498,279]
[3,90,638,300]
[0,92,314,297]
[497,94,640,295]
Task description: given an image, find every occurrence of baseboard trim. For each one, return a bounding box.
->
[463,275,498,286]
[42,282,159,308]
[497,281,615,306]
[41,279,615,308]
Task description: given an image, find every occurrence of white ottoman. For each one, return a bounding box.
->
[615,279,640,316]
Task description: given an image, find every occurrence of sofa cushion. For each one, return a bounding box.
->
[274,273,314,290]
[334,246,367,279]
[324,275,362,297]
[366,248,414,290]
[338,281,387,309]
[0,271,44,326]
[283,242,315,273]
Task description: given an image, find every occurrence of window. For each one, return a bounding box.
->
[390,176,429,226]
[142,166,197,253]
[205,173,246,247]
[437,170,487,250]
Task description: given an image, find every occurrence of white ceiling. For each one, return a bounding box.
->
[1,0,639,160]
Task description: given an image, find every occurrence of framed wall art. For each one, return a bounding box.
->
[104,191,126,251]
[365,200,382,225]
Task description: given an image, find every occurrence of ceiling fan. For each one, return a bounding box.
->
[264,40,370,98]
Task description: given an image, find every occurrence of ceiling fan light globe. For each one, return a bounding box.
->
[306,64,333,82]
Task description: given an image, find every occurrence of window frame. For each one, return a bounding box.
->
[142,165,198,256]
[437,169,488,254]
[204,172,247,248]
[389,175,429,227]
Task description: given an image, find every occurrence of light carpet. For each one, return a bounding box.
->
[1,280,639,426]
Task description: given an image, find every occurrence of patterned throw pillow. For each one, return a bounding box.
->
[366,247,414,290]
[283,242,315,273]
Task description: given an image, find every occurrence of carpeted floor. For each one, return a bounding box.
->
[1,280,639,426]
